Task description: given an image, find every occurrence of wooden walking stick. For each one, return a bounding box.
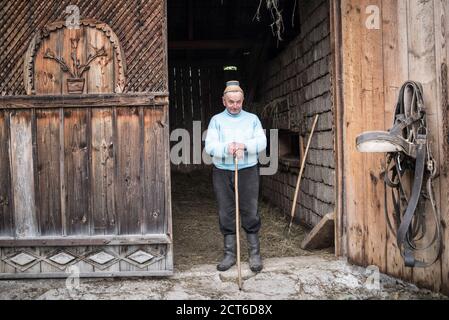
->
[234,155,243,290]
[286,114,319,237]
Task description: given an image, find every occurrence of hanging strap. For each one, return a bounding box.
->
[382,81,442,268]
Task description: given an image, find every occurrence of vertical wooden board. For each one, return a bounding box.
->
[91,108,116,235]
[164,106,173,251]
[169,67,177,129]
[382,0,413,281]
[200,68,211,126]
[183,67,193,159]
[360,0,387,272]
[174,67,184,130]
[0,110,13,236]
[34,29,62,94]
[35,110,62,236]
[86,28,114,93]
[407,0,441,291]
[341,0,366,266]
[191,67,201,122]
[61,27,87,94]
[213,67,224,116]
[64,109,90,235]
[10,110,38,238]
[440,0,449,296]
[143,108,165,234]
[434,0,449,294]
[115,107,142,235]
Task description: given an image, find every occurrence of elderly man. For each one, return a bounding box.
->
[205,81,267,272]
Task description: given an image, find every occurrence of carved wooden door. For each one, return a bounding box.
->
[0,20,172,278]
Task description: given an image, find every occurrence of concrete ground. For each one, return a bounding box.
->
[0,255,446,300]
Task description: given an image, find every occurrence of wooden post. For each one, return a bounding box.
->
[235,157,242,290]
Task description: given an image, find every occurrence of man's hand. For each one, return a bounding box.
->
[227,142,246,158]
[234,149,244,160]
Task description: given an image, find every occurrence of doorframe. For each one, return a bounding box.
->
[330,0,346,257]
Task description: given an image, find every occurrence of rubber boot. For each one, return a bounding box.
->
[247,233,263,272]
[217,234,236,271]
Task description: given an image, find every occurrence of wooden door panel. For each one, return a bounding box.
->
[0,94,172,278]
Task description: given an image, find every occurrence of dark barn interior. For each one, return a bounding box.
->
[167,0,335,270]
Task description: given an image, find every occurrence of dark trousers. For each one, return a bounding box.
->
[212,165,261,235]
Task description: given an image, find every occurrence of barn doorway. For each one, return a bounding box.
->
[167,0,337,271]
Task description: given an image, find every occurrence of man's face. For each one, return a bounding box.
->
[223,92,244,115]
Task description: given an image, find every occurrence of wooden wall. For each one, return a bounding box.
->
[337,0,449,294]
[168,61,243,170]
[0,94,169,238]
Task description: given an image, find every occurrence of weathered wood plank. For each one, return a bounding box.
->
[191,67,201,122]
[10,110,38,238]
[342,0,366,266]
[35,110,62,235]
[183,65,193,133]
[143,108,166,234]
[0,234,171,247]
[408,0,441,292]
[91,108,116,235]
[168,66,177,129]
[200,67,211,126]
[115,107,142,235]
[361,0,387,272]
[382,0,413,282]
[175,67,184,129]
[0,270,173,279]
[440,0,449,296]
[86,27,114,93]
[301,212,335,250]
[433,0,448,294]
[0,93,169,109]
[0,110,13,236]
[64,109,90,235]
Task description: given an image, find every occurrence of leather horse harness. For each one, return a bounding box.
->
[357,81,442,268]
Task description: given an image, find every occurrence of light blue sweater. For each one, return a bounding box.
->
[205,109,267,171]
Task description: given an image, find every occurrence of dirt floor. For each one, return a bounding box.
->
[171,169,331,271]
[0,169,447,300]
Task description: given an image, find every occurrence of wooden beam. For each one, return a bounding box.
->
[301,212,335,250]
[0,234,172,247]
[0,270,173,279]
[330,0,345,257]
[0,93,169,109]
